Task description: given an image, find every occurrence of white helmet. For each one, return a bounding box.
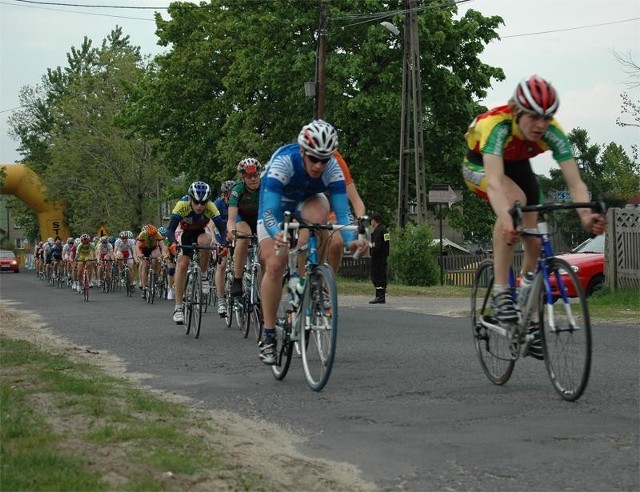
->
[297,120,338,159]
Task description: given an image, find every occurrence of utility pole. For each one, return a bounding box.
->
[315,0,329,120]
[397,0,427,227]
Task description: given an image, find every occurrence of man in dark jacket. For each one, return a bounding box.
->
[369,213,390,304]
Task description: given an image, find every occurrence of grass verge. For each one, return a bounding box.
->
[0,335,268,491]
[337,277,639,323]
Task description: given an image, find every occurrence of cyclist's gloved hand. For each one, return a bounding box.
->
[169,243,178,256]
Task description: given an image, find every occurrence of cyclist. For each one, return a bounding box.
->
[167,181,220,324]
[136,224,163,299]
[48,239,64,282]
[214,180,234,316]
[257,120,368,364]
[158,226,176,300]
[462,75,605,355]
[75,234,96,292]
[227,158,262,299]
[114,231,136,289]
[62,237,75,282]
[95,236,114,288]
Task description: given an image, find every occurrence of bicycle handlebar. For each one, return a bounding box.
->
[178,244,218,251]
[509,200,606,229]
[278,212,369,259]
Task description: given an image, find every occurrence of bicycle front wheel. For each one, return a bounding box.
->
[471,259,515,385]
[185,272,195,335]
[148,269,156,304]
[192,277,203,339]
[540,257,592,401]
[300,265,338,391]
[271,315,293,381]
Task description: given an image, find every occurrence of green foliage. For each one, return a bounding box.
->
[389,223,440,285]
[122,0,504,218]
[8,27,169,235]
[4,197,40,242]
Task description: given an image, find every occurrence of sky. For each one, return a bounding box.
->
[1,0,639,177]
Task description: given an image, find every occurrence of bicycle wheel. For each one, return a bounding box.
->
[471,259,515,385]
[192,276,203,339]
[83,270,90,302]
[271,314,293,381]
[185,271,195,335]
[148,269,156,304]
[300,265,338,391]
[224,272,234,328]
[539,257,592,401]
[124,269,132,297]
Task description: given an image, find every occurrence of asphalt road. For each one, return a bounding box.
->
[2,272,638,491]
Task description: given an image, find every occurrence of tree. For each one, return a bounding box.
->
[123,0,504,218]
[8,27,168,235]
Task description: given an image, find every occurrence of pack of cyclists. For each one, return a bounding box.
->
[26,75,606,368]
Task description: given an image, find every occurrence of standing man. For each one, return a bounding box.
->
[368,213,390,304]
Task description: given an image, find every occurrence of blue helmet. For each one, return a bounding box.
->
[188,181,212,202]
[108,236,116,244]
[158,226,168,236]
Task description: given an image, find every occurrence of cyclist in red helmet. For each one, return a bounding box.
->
[462,75,605,349]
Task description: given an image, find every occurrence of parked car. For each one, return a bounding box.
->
[549,234,606,298]
[0,250,20,273]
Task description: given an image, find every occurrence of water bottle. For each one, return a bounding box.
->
[519,271,535,308]
[288,272,301,308]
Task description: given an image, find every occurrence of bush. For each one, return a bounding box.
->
[389,224,440,286]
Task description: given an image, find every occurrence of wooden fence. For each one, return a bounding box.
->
[605,207,640,291]
[343,207,640,290]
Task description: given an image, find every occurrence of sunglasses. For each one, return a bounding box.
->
[307,154,330,165]
[192,199,209,206]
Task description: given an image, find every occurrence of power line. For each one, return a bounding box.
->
[8,0,166,8]
[502,16,640,38]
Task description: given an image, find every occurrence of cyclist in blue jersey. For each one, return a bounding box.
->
[213,180,234,316]
[257,120,368,365]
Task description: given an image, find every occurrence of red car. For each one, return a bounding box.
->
[549,234,605,298]
[0,250,20,273]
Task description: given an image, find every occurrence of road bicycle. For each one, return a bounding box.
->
[116,262,134,297]
[231,232,262,340]
[271,213,368,391]
[222,241,236,328]
[97,259,114,293]
[49,260,63,288]
[77,259,95,302]
[140,255,161,304]
[180,244,216,339]
[156,259,169,301]
[471,200,606,401]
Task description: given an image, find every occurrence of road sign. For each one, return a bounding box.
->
[554,190,571,202]
[429,184,459,207]
[96,225,109,238]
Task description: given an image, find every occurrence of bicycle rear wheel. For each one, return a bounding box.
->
[300,265,338,391]
[471,259,515,385]
[271,315,293,381]
[540,257,592,401]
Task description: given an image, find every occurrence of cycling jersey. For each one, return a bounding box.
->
[334,151,353,186]
[258,143,355,242]
[465,105,573,164]
[213,196,229,244]
[136,230,162,250]
[229,181,259,230]
[96,242,114,260]
[114,238,135,260]
[167,196,220,243]
[76,243,95,262]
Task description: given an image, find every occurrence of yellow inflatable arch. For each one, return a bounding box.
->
[1,163,70,241]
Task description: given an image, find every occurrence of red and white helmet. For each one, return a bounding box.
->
[237,158,261,175]
[513,75,559,117]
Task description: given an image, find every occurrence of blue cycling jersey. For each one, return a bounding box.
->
[258,143,355,242]
[213,196,229,244]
